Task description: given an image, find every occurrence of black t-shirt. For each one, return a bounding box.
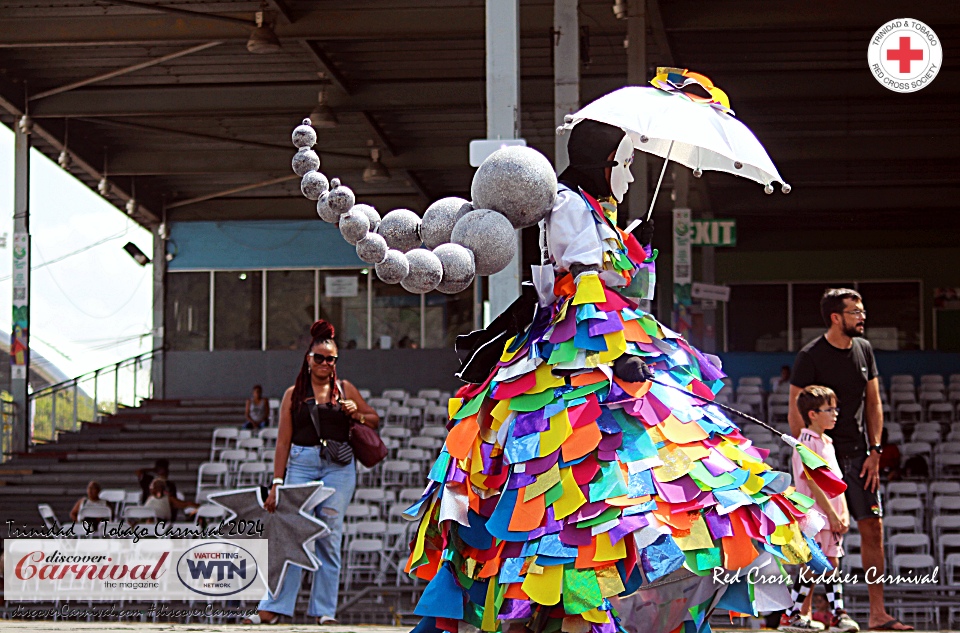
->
[791,335,879,458]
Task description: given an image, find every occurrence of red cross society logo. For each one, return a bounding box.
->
[869,19,942,93]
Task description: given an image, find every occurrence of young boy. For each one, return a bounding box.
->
[780,385,860,633]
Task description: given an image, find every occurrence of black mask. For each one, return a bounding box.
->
[558,120,626,198]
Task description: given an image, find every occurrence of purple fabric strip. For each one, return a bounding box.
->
[598,432,623,452]
[514,410,548,436]
[507,472,537,489]
[597,450,619,461]
[588,317,625,337]
[502,542,524,558]
[568,501,610,523]
[480,442,502,476]
[607,513,649,544]
[551,308,578,343]
[559,520,594,546]
[523,449,560,476]
[704,509,733,539]
[528,506,562,538]
[498,599,532,621]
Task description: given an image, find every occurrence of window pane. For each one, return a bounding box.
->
[267,270,315,350]
[791,282,855,349]
[858,282,921,350]
[371,278,420,348]
[319,271,367,349]
[424,288,475,348]
[166,272,210,351]
[214,271,262,350]
[727,284,788,351]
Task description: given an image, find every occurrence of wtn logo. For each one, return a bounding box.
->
[186,559,246,581]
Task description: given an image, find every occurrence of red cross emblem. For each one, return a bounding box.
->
[886,36,924,73]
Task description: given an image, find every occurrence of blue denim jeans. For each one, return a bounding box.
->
[257,444,356,618]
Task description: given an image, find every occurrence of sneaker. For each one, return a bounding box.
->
[779,613,826,632]
[830,612,860,633]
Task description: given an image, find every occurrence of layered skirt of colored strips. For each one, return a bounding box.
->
[404,273,822,633]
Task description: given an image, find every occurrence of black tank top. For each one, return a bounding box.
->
[290,399,352,446]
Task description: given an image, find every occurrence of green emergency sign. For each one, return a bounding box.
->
[690,219,736,246]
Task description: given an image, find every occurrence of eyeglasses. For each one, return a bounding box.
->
[816,407,840,414]
[843,309,866,318]
[308,353,338,364]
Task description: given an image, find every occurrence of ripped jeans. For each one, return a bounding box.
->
[257,444,356,618]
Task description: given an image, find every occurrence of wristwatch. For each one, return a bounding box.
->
[868,445,883,455]
[271,477,284,486]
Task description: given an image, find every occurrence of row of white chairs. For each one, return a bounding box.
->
[210,426,279,460]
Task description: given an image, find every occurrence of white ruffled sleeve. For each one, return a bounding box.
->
[546,189,603,272]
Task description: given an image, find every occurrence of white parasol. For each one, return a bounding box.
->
[559,71,790,231]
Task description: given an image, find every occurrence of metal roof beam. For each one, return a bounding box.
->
[30,42,222,101]
[0,7,555,48]
[108,146,466,175]
[95,0,254,27]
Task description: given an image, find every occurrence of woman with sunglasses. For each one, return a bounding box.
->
[249,318,379,625]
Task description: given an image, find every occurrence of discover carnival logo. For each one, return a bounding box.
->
[868,18,942,93]
[3,538,267,601]
[176,541,260,597]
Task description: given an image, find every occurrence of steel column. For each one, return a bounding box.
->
[10,122,30,453]
[553,0,579,172]
[485,0,522,320]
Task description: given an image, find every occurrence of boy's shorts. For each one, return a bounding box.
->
[815,528,844,558]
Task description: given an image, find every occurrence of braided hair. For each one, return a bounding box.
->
[290,319,339,414]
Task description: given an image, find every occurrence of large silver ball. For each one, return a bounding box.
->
[356,232,388,264]
[421,197,469,249]
[328,184,355,215]
[352,204,381,232]
[292,120,317,148]
[451,209,517,275]
[339,209,370,245]
[292,147,320,176]
[375,249,409,284]
[316,192,340,223]
[401,249,444,294]
[470,146,557,229]
[433,243,475,294]
[301,171,329,200]
[377,209,422,253]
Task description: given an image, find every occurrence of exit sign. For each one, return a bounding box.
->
[691,219,736,246]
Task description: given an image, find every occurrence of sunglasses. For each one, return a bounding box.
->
[308,353,338,365]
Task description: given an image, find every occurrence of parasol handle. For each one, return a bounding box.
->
[625,140,673,234]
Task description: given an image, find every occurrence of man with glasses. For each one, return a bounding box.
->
[789,289,911,631]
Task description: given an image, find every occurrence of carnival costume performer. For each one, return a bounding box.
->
[404,120,839,633]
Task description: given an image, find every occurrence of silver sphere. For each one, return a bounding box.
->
[316,192,340,223]
[764,184,774,195]
[421,197,469,248]
[639,135,649,143]
[356,233,388,264]
[375,249,409,284]
[400,249,444,294]
[328,184,355,215]
[301,171,329,201]
[292,120,317,148]
[433,243,475,294]
[782,183,792,194]
[692,168,703,178]
[470,146,557,229]
[377,209,422,253]
[733,161,743,169]
[450,209,517,276]
[292,147,320,176]
[352,204,381,232]
[339,208,370,245]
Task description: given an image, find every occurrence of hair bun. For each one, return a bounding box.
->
[310,319,335,340]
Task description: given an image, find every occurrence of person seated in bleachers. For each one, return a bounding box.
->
[878,428,901,482]
[137,458,180,519]
[772,364,792,393]
[143,478,199,523]
[69,480,109,522]
[244,384,271,431]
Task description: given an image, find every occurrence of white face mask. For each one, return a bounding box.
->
[610,134,635,203]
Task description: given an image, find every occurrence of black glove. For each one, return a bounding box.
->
[455,283,539,384]
[613,355,654,383]
[638,218,655,247]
